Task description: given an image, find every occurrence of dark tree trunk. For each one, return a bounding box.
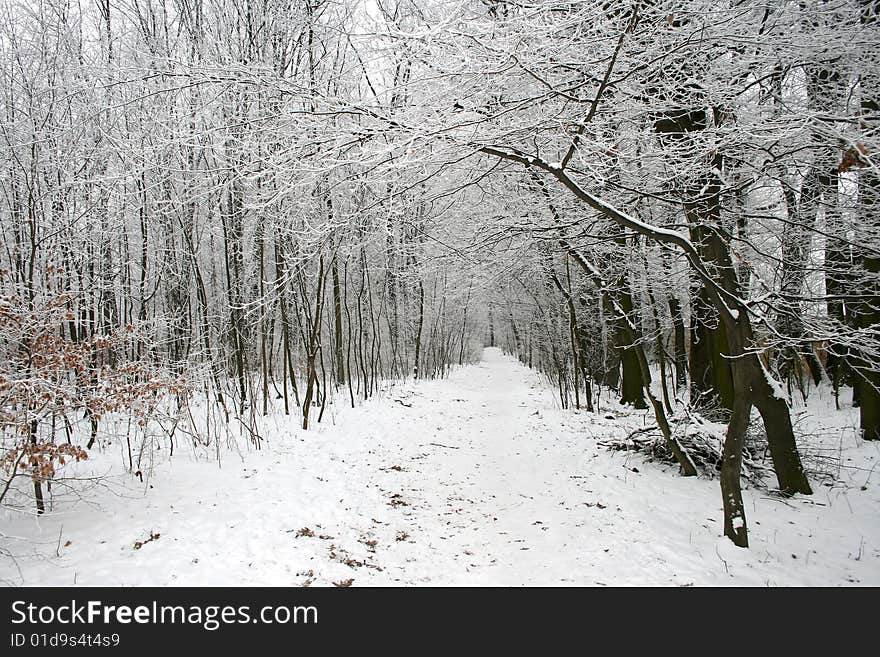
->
[668,295,688,390]
[748,358,814,494]
[855,206,880,440]
[720,361,750,547]
[29,419,44,515]
[855,0,880,439]
[332,255,345,386]
[302,256,327,430]
[488,308,495,347]
[688,248,734,413]
[824,218,855,406]
[619,341,646,408]
[689,294,714,405]
[617,285,646,409]
[413,280,425,377]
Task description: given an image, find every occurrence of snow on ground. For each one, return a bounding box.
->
[1,347,878,586]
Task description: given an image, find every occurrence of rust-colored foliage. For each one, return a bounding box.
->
[0,441,89,483]
[838,143,869,173]
[1,285,187,498]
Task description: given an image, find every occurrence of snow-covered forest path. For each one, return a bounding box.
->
[3,348,878,587]
[342,345,620,585]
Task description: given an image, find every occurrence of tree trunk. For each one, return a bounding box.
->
[29,418,44,515]
[669,295,687,391]
[855,0,880,438]
[332,255,345,386]
[616,284,647,409]
[720,360,750,547]
[855,211,880,440]
[302,255,327,430]
[413,280,425,377]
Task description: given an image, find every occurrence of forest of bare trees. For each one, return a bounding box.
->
[1,0,879,554]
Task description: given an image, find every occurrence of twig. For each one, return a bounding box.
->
[715,545,730,575]
[626,426,658,440]
[0,447,27,508]
[862,459,878,490]
[429,442,459,450]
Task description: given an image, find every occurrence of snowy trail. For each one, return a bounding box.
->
[2,348,879,586]
[359,346,597,585]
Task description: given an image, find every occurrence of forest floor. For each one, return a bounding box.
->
[2,348,879,586]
